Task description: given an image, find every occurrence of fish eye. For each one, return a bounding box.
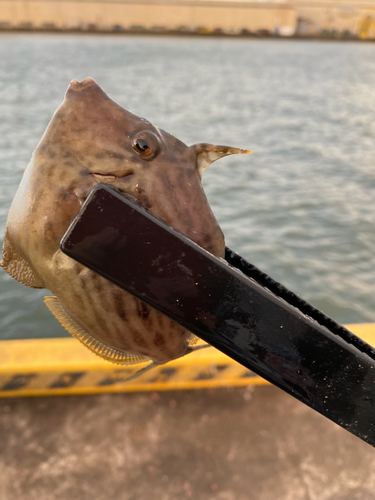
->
[135,139,148,152]
[131,131,161,161]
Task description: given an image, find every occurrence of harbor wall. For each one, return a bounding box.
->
[0,0,374,38]
[0,0,296,35]
[296,1,375,38]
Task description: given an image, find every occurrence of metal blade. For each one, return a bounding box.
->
[61,184,375,447]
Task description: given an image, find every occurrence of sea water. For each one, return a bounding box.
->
[1,34,375,339]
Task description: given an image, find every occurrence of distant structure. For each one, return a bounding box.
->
[0,0,374,38]
[296,0,375,38]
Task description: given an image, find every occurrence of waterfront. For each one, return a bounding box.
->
[1,34,375,340]
[1,0,375,39]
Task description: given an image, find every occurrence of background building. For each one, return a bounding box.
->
[0,0,374,37]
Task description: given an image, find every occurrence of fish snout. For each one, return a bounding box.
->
[67,77,97,93]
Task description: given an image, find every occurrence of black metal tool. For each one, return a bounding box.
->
[61,184,375,447]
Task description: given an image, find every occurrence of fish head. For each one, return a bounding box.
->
[1,77,250,287]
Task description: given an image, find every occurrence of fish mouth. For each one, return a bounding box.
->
[91,171,138,200]
[73,171,135,206]
[92,173,117,183]
[92,171,134,183]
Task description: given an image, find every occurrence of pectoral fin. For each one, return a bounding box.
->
[44,296,152,365]
[1,232,44,288]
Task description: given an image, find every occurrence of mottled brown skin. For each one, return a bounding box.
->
[1,78,249,365]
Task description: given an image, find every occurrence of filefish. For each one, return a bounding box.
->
[1,77,250,378]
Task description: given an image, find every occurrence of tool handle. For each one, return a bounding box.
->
[61,184,375,447]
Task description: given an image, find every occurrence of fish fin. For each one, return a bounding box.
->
[124,361,157,383]
[186,333,200,346]
[192,143,252,178]
[186,333,210,351]
[44,296,152,366]
[1,233,44,288]
[187,344,210,353]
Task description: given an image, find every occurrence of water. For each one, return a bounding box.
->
[1,34,375,340]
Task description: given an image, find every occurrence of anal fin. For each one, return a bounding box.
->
[44,295,152,366]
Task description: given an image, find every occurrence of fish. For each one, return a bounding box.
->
[1,77,250,378]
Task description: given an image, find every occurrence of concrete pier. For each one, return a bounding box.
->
[1,385,374,500]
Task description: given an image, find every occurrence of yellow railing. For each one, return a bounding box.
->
[1,323,375,398]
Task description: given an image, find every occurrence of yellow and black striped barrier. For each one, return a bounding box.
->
[1,323,375,398]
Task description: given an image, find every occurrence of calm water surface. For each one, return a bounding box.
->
[1,34,375,339]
